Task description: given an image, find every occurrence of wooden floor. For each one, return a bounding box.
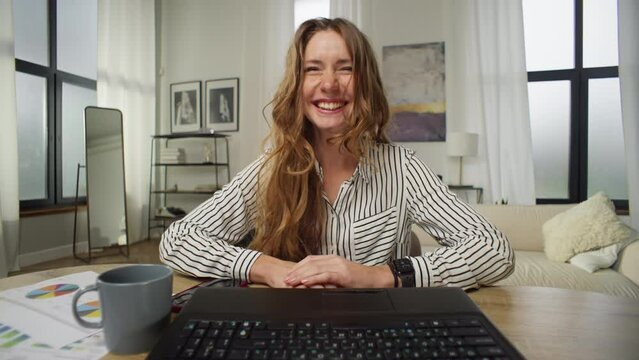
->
[10,238,162,276]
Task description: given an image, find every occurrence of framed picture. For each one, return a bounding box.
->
[170,81,201,133]
[205,77,239,132]
[383,42,446,142]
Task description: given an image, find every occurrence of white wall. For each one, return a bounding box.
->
[368,0,451,180]
[19,211,88,267]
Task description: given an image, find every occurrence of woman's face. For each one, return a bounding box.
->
[302,30,354,139]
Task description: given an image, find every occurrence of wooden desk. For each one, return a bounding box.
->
[2,265,639,360]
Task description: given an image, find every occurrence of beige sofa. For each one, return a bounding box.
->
[413,204,639,299]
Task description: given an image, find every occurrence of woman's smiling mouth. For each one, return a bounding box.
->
[314,100,347,112]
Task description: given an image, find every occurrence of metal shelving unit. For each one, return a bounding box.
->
[147,132,230,239]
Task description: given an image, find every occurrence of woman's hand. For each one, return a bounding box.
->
[283,255,395,288]
[249,254,327,288]
[249,254,298,288]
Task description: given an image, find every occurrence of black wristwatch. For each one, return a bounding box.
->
[391,258,415,288]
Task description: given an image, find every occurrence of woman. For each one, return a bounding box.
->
[160,18,514,289]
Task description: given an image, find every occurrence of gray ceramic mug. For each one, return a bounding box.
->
[72,264,173,354]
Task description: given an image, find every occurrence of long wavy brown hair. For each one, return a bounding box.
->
[249,18,390,261]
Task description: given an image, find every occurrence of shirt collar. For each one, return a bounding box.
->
[314,157,373,184]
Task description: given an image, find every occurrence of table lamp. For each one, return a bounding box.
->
[447,132,478,186]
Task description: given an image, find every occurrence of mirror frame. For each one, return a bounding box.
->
[73,106,130,262]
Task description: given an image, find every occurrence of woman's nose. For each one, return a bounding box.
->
[320,72,339,92]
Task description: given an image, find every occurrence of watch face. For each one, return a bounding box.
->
[394,259,414,274]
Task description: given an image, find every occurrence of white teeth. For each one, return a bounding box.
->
[317,102,344,110]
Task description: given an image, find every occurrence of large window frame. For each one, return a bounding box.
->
[16,0,96,211]
[527,0,627,210]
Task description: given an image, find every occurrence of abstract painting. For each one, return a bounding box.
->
[383,42,446,142]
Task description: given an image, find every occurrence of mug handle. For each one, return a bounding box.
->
[72,284,103,329]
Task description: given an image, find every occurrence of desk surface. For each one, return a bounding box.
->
[2,264,639,360]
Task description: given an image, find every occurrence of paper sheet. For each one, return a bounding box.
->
[0,271,108,359]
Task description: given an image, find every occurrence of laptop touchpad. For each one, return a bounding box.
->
[322,290,392,311]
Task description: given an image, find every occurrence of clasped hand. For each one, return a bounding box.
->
[256,254,392,288]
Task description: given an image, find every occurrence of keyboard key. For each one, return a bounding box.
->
[252,349,269,360]
[465,336,495,346]
[449,327,488,336]
[269,349,288,360]
[252,330,279,339]
[268,322,296,330]
[458,318,482,327]
[383,349,402,359]
[197,320,211,329]
[477,346,505,356]
[192,328,207,338]
[210,349,226,359]
[194,339,216,359]
[227,349,250,360]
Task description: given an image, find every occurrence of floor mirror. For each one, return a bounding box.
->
[73,106,129,262]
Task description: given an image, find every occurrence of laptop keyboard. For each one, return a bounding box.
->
[164,318,511,359]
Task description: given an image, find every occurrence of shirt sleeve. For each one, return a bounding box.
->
[403,151,515,289]
[159,156,265,281]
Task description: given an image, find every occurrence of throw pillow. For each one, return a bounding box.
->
[543,192,634,262]
[569,238,635,273]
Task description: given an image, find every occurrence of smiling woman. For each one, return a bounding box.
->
[159,18,515,291]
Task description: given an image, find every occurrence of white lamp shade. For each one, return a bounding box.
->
[447,132,478,157]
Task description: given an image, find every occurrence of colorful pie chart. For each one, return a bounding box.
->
[76,300,102,318]
[25,284,79,299]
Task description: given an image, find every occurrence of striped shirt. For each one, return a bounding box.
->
[160,143,514,289]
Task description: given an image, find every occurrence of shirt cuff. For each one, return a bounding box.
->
[229,248,262,282]
[410,256,439,288]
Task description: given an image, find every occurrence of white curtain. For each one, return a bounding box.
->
[330,0,371,33]
[445,0,535,205]
[257,0,295,144]
[0,0,20,277]
[618,0,639,229]
[97,0,155,242]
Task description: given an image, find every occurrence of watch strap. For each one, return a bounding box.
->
[392,258,416,288]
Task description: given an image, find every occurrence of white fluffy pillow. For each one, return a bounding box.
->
[569,239,634,273]
[543,192,634,262]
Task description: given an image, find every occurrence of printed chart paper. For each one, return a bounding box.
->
[0,272,102,349]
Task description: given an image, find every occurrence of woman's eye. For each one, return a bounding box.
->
[340,66,353,72]
[304,67,320,72]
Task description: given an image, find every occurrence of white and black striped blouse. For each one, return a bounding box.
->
[160,143,514,289]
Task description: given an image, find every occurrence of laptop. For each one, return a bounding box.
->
[147,287,523,359]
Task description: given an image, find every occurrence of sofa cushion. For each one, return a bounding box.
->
[543,192,634,262]
[495,250,639,299]
[413,204,574,252]
[420,245,639,299]
[616,239,639,287]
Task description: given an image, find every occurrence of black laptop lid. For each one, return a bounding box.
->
[181,287,481,318]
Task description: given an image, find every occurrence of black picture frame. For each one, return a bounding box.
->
[170,81,201,133]
[205,77,239,132]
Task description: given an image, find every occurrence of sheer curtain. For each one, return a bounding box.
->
[330,0,371,33]
[97,0,155,242]
[257,0,294,143]
[445,0,535,205]
[0,0,20,277]
[618,0,639,229]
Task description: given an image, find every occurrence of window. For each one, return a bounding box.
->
[13,0,97,210]
[523,0,627,209]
